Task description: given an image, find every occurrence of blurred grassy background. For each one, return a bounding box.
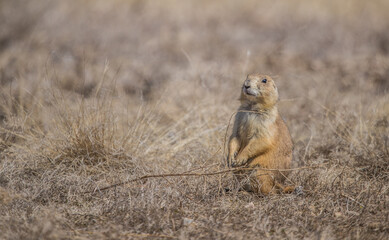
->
[0,0,388,239]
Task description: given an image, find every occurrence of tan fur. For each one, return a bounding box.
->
[227,74,294,195]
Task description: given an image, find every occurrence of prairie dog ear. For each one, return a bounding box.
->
[273,83,278,94]
[272,82,279,100]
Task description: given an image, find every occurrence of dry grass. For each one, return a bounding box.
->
[0,0,388,239]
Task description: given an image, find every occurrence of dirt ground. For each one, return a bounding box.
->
[0,0,388,239]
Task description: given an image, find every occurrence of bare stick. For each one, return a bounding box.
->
[85,165,326,193]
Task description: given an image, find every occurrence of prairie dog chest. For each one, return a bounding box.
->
[235,111,276,145]
[237,113,262,139]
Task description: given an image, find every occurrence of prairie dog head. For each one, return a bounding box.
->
[240,74,279,109]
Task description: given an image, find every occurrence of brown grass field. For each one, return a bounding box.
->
[0,0,388,239]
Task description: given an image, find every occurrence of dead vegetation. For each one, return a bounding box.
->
[0,0,388,239]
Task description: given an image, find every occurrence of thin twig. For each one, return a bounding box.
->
[85,165,325,193]
[340,193,366,208]
[122,232,177,239]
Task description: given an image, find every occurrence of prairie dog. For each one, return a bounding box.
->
[227,74,293,195]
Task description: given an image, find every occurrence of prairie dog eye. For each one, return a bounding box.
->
[262,78,267,83]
